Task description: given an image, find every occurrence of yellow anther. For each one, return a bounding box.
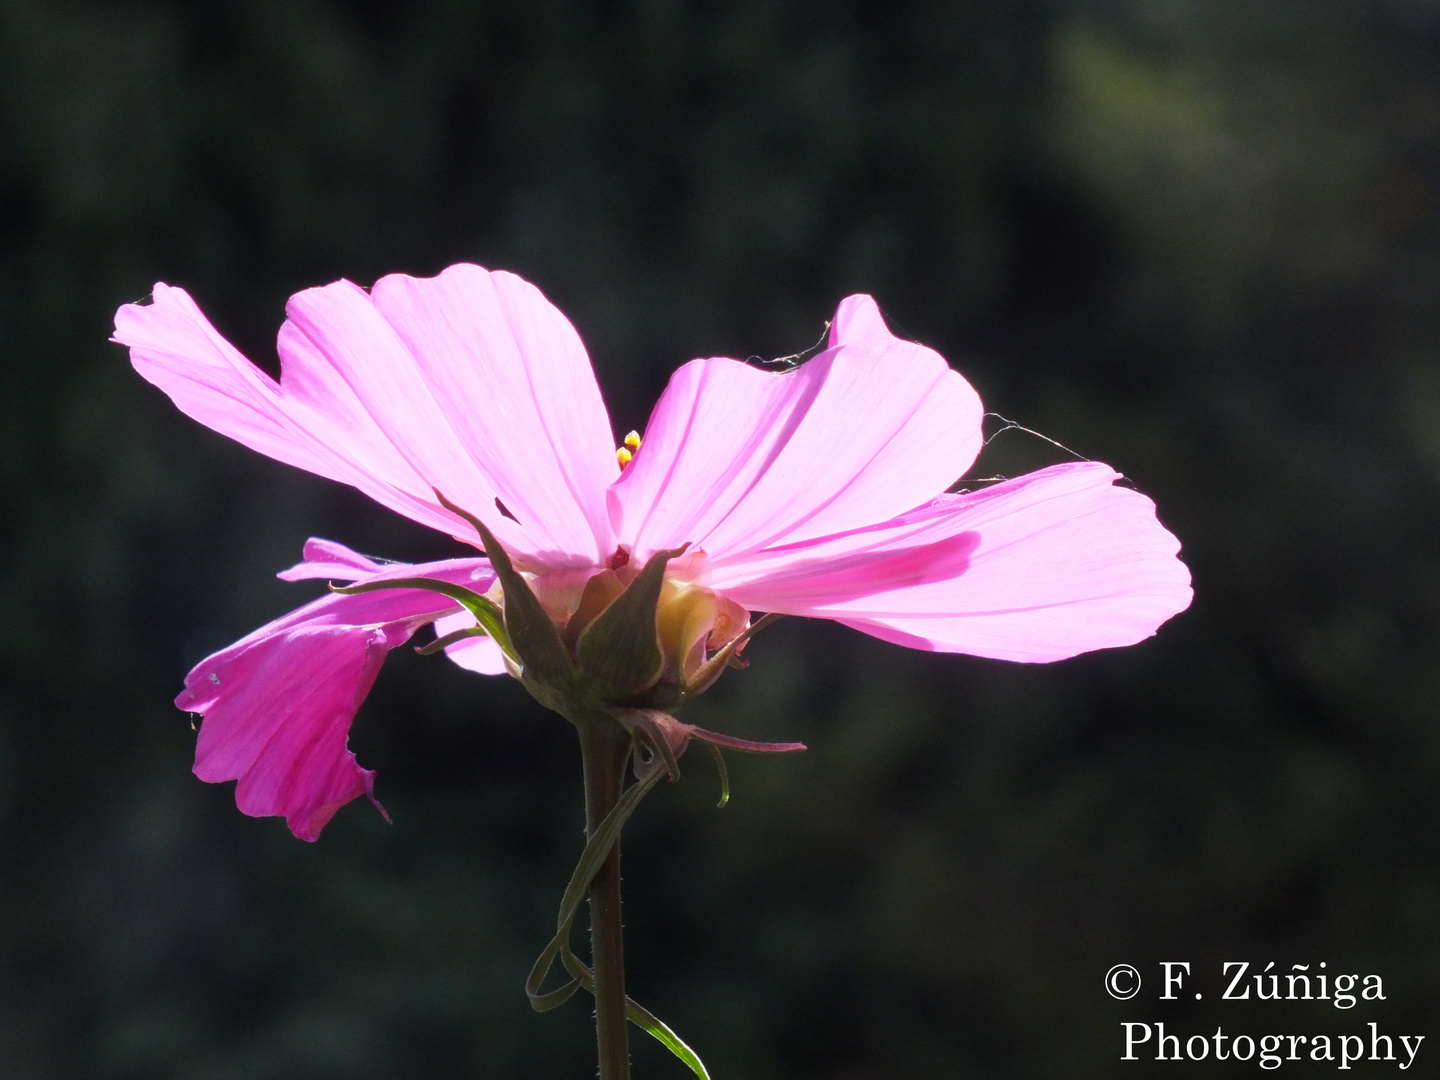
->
[616,431,642,470]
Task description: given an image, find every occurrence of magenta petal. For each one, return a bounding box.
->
[277,537,387,582]
[182,556,495,840]
[609,295,983,562]
[717,462,1192,662]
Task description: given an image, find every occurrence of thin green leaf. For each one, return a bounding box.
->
[524,914,583,1011]
[625,997,712,1080]
[703,741,730,808]
[332,576,513,659]
[558,944,712,1080]
[556,762,665,929]
[525,759,667,1013]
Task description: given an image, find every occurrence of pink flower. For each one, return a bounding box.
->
[114,264,1191,840]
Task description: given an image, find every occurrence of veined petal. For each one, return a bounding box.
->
[368,265,618,563]
[609,295,983,562]
[115,284,347,482]
[116,265,618,566]
[181,556,495,840]
[715,462,1192,662]
[116,285,487,544]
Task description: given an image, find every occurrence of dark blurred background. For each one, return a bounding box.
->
[4,0,1440,1076]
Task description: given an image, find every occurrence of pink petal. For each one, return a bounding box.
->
[277,537,387,582]
[368,265,618,563]
[116,266,618,566]
[181,556,495,840]
[115,284,347,482]
[715,462,1192,662]
[431,610,509,675]
[116,285,474,542]
[608,295,983,563]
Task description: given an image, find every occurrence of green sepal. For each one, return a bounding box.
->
[683,723,807,755]
[611,707,685,783]
[575,545,687,700]
[332,576,515,661]
[434,490,574,689]
[415,625,490,657]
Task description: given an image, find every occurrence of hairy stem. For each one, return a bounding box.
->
[578,717,632,1080]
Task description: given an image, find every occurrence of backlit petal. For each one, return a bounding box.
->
[368,265,618,563]
[180,556,495,840]
[115,284,345,481]
[609,295,983,562]
[716,462,1192,662]
[116,285,480,543]
[117,265,618,567]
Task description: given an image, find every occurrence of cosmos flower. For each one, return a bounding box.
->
[114,264,1191,841]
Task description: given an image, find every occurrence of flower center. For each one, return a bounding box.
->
[510,546,747,689]
[615,430,641,469]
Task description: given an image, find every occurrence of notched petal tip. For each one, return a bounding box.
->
[826,293,890,348]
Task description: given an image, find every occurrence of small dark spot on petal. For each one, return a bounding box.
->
[494,497,520,523]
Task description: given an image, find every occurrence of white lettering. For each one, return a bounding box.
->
[1340,1034,1364,1070]
[1156,1022,1181,1061]
[1400,1035,1424,1071]
[1287,964,1312,999]
[1121,1023,1150,1061]
[1223,961,1251,999]
[1160,962,1190,1000]
[1255,961,1280,1000]
[1371,1022,1395,1061]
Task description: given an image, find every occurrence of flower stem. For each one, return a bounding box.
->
[578,715,633,1080]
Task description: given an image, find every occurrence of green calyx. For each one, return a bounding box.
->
[437,489,697,714]
[574,541,688,701]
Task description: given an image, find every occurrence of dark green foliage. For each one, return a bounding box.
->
[2,0,1439,1076]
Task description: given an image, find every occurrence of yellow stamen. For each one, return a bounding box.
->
[616,430,642,470]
